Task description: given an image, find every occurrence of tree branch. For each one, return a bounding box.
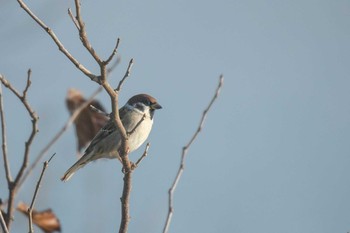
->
[0,72,39,230]
[28,153,56,233]
[99,69,132,233]
[0,77,12,184]
[0,210,9,233]
[115,59,134,92]
[22,69,32,99]
[16,0,99,82]
[132,143,150,169]
[89,104,110,117]
[162,75,224,233]
[107,56,122,74]
[127,114,146,136]
[73,0,102,65]
[68,8,80,31]
[104,38,120,65]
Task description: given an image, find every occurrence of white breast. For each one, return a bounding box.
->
[123,109,153,152]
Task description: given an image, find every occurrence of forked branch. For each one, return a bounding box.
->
[28,153,56,233]
[133,143,150,169]
[0,72,39,229]
[162,75,224,233]
[16,0,99,82]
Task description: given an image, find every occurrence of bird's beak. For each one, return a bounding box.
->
[151,103,162,110]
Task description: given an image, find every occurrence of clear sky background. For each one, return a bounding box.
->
[1,0,350,233]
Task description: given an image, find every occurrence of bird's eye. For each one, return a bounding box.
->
[134,102,146,111]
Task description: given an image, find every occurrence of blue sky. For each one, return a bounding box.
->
[1,0,350,232]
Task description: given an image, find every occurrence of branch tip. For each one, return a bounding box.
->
[115,58,134,92]
[162,75,224,233]
[104,37,121,65]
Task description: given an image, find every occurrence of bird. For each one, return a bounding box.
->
[66,88,109,153]
[61,94,162,181]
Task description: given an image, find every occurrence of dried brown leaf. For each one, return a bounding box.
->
[66,88,109,152]
[17,202,61,233]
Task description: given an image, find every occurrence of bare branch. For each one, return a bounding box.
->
[162,75,224,233]
[107,56,122,74]
[73,0,102,64]
[0,74,39,229]
[16,0,99,82]
[118,166,132,233]
[0,78,12,183]
[28,153,56,233]
[0,76,23,100]
[99,78,132,233]
[68,8,80,31]
[127,114,146,136]
[22,69,32,99]
[101,84,131,233]
[115,59,134,92]
[89,104,110,117]
[0,207,9,233]
[104,38,120,65]
[132,143,150,169]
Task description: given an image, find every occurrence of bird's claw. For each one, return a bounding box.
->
[121,161,137,174]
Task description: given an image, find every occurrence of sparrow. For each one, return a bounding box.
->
[61,94,162,181]
[66,88,109,153]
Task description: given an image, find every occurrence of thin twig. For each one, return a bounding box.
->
[115,59,134,92]
[68,8,80,30]
[0,78,12,183]
[127,114,146,136]
[89,104,110,117]
[162,75,224,233]
[107,56,121,74]
[0,73,39,230]
[73,0,102,64]
[132,143,150,169]
[0,210,9,233]
[22,69,32,99]
[104,38,120,65]
[3,76,39,186]
[0,76,24,100]
[28,153,56,233]
[16,0,99,82]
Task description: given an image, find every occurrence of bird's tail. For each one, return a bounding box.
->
[61,155,90,182]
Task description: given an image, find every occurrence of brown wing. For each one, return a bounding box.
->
[66,89,108,152]
[83,105,128,155]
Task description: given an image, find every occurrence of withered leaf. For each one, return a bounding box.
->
[66,88,109,153]
[17,202,61,233]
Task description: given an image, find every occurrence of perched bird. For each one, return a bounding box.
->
[61,94,162,181]
[66,88,109,153]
